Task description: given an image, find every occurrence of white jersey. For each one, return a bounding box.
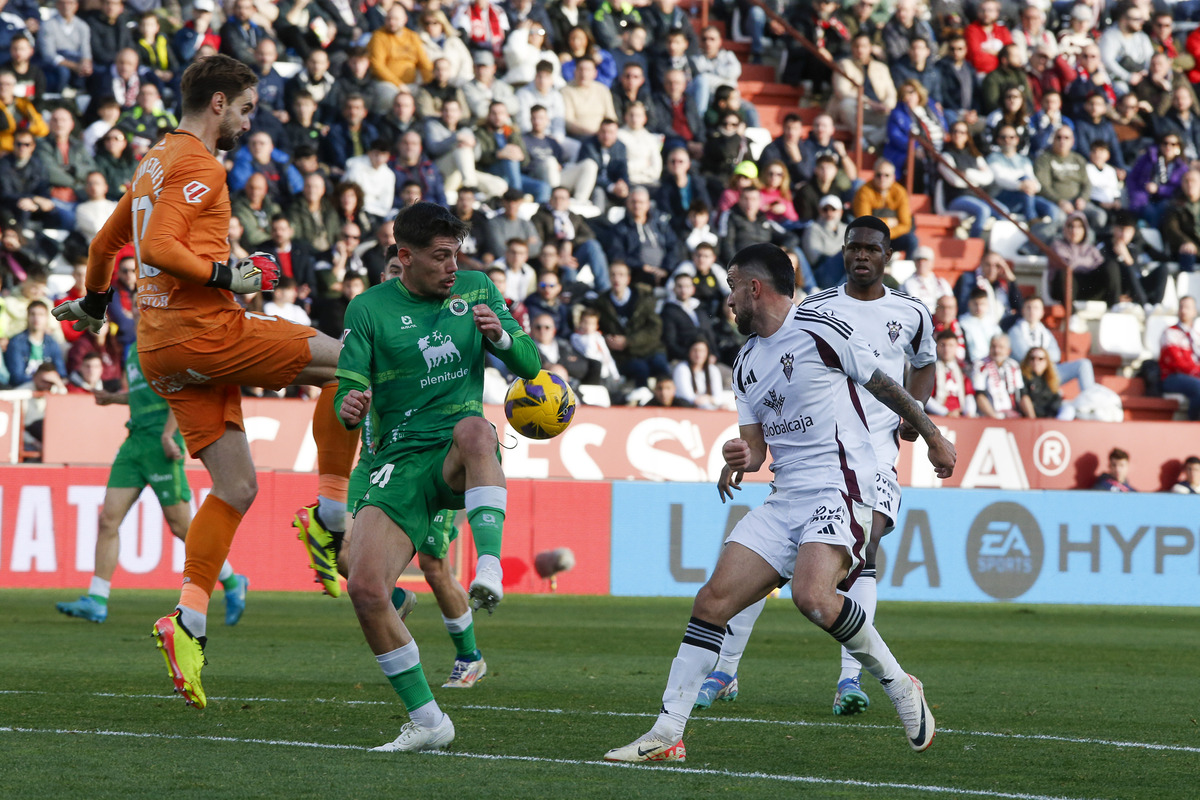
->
[800,285,935,469]
[732,306,882,505]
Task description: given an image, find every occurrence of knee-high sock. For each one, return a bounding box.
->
[378,640,444,728]
[838,569,877,681]
[178,495,244,636]
[652,617,725,741]
[465,485,506,560]
[827,596,902,686]
[714,596,767,675]
[315,381,358,531]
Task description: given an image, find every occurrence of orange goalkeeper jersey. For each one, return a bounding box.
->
[86,129,241,352]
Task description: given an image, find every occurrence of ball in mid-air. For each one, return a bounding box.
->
[504,371,577,439]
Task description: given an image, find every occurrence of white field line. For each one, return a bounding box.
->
[0,724,1099,800]
[2,690,1198,755]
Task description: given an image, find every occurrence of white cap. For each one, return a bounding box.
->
[818,194,842,210]
[1071,4,1092,21]
[913,245,935,260]
[193,0,215,12]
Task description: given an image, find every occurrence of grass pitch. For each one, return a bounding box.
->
[1,590,1197,799]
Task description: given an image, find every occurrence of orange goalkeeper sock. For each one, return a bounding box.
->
[314,381,359,530]
[178,495,244,629]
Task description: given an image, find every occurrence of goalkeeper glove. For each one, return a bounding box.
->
[51,289,112,334]
[207,252,280,294]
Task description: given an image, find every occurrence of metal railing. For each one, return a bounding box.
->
[904,133,1077,348]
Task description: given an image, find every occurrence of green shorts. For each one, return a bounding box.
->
[107,432,192,506]
[354,439,465,556]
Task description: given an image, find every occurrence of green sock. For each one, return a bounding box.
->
[88,594,107,606]
[449,626,477,659]
[467,506,505,559]
[391,587,408,611]
[221,574,239,592]
[385,664,435,712]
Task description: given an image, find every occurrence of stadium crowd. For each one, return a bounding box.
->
[0,0,1199,420]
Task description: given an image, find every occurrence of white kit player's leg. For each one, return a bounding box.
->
[834,569,877,715]
[694,597,767,709]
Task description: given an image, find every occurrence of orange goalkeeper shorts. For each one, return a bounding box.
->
[139,309,318,457]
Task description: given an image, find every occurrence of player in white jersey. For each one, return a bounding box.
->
[603,238,956,764]
[695,225,937,715]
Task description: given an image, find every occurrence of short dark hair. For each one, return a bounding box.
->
[816,153,839,167]
[1109,447,1130,462]
[392,202,470,250]
[385,243,398,261]
[180,54,258,116]
[1185,456,1200,467]
[275,276,298,290]
[270,213,289,225]
[506,237,529,250]
[935,329,959,343]
[27,299,49,314]
[845,214,892,244]
[81,351,103,363]
[728,243,795,298]
[968,287,989,302]
[535,59,555,74]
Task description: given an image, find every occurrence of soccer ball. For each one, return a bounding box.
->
[504,371,577,440]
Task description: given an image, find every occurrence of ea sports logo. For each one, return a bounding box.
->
[966,502,1043,600]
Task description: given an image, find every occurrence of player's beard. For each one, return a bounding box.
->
[735,305,754,335]
[216,114,243,152]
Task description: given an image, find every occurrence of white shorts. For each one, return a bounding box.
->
[726,486,874,589]
[873,469,901,531]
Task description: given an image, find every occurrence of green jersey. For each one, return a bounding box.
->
[125,345,171,437]
[335,270,540,450]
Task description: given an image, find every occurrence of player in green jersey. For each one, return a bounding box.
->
[56,344,247,625]
[336,202,540,752]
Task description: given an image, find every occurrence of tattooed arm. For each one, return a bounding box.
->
[864,367,957,478]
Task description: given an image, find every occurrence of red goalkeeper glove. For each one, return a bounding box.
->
[207,252,280,294]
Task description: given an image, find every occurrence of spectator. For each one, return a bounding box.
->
[1029,92,1074,158]
[830,34,896,147]
[230,130,303,203]
[18,361,67,451]
[656,147,711,234]
[577,117,629,211]
[503,18,560,89]
[416,57,469,120]
[261,214,318,301]
[105,254,137,349]
[0,130,61,230]
[497,236,538,304]
[232,172,281,249]
[1098,2,1152,95]
[1049,212,1121,308]
[881,0,934,66]
[649,67,703,151]
[312,271,366,340]
[938,121,995,238]
[1065,44,1119,120]
[1058,4,1096,67]
[0,1,30,57]
[173,0,219,64]
[611,62,657,134]
[988,123,1057,223]
[983,86,1031,156]
[367,4,433,115]
[357,214,396,286]
[644,373,693,407]
[1020,346,1066,419]
[980,44,1031,116]
[73,170,116,241]
[284,92,325,154]
[1127,133,1188,224]
[263,276,311,326]
[3,35,45,108]
[1011,5,1057,65]
[0,68,45,153]
[1134,53,1190,120]
[890,36,942,110]
[691,24,741,117]
[116,82,177,143]
[1009,294,1096,391]
[959,288,1002,365]
[66,351,109,394]
[38,106,93,223]
[219,0,269,67]
[563,56,619,141]
[532,185,609,289]
[933,292,966,361]
[288,171,340,256]
[974,333,1034,419]
[325,45,382,124]
[936,34,979,128]
[1074,93,1127,174]
[52,256,88,345]
[486,265,531,334]
[1034,125,1098,230]
[463,49,519,123]
[1152,85,1200,161]
[452,187,496,272]
[330,180,373,239]
[759,159,799,227]
[547,0,593,57]
[529,311,594,387]
[0,222,35,294]
[672,337,730,410]
[661,271,715,361]
[569,305,622,391]
[884,78,946,193]
[454,0,510,60]
[610,21,649,81]
[802,113,859,192]
[421,10,473,88]
[1093,447,1136,492]
[65,320,121,390]
[1,268,50,338]
[902,246,952,312]
[5,299,66,386]
[523,103,571,192]
[39,0,93,93]
[88,46,160,110]
[562,24,616,88]
[322,93,379,173]
[475,100,550,203]
[701,112,751,199]
[518,60,568,141]
[132,11,177,95]
[284,48,336,121]
[964,0,1012,76]
[1103,211,1170,310]
[344,138,396,222]
[489,188,542,259]
[757,112,807,189]
[1170,456,1200,494]
[1160,295,1200,421]
[850,158,918,258]
[675,241,727,316]
[524,269,572,334]
[802,194,848,289]
[612,185,679,286]
[642,0,697,59]
[927,328,975,417]
[591,260,668,386]
[618,101,662,190]
[794,153,847,221]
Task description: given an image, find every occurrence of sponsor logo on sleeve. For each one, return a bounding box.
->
[183,180,211,204]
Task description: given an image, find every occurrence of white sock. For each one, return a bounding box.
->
[828,597,902,686]
[217,561,234,583]
[376,640,421,676]
[410,700,445,729]
[176,605,206,639]
[442,610,473,633]
[714,596,766,675]
[838,572,877,682]
[475,553,501,575]
[652,618,724,742]
[88,576,111,599]
[465,485,507,515]
[317,495,347,533]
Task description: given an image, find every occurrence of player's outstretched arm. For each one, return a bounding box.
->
[863,368,956,479]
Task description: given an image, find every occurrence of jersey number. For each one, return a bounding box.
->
[370,463,395,489]
[131,195,161,279]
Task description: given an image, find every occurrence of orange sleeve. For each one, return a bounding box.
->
[851,185,872,219]
[140,155,227,284]
[86,190,133,294]
[893,185,912,236]
[368,32,401,86]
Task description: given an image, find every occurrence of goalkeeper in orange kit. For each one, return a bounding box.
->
[54,54,359,710]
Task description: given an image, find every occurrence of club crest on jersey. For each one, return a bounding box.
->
[780,352,794,381]
[182,180,210,204]
[448,296,469,316]
[762,389,785,416]
[887,320,902,344]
